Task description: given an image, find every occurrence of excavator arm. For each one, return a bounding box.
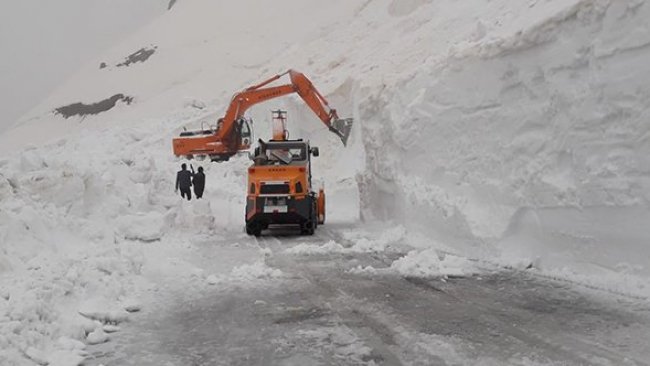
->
[172,70,353,162]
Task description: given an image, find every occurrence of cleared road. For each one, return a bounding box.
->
[88,225,650,365]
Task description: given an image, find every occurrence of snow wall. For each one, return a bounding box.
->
[357,0,650,282]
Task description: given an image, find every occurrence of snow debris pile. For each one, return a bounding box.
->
[347,265,379,276]
[0,117,247,364]
[348,248,480,279]
[206,260,284,287]
[287,226,407,255]
[390,249,479,279]
[228,260,284,281]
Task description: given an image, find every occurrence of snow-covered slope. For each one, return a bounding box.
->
[1,0,650,364]
[0,0,168,133]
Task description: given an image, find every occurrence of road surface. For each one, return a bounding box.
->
[87,224,650,365]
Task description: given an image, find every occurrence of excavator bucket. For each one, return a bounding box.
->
[331,118,354,146]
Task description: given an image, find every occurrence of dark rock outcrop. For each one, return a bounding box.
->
[117,47,157,68]
[54,94,134,119]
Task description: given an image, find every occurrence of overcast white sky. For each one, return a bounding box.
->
[0,0,167,133]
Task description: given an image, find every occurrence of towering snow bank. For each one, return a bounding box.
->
[358,0,650,286]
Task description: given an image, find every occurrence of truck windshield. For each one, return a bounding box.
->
[265,143,306,165]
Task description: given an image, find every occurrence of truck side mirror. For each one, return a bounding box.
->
[311,147,319,157]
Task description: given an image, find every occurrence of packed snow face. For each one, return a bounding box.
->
[357,0,650,283]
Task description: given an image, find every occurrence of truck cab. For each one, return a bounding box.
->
[245,139,325,236]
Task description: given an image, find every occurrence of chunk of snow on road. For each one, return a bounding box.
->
[57,336,87,351]
[25,347,48,365]
[79,300,130,324]
[286,240,347,254]
[121,298,142,313]
[47,350,87,366]
[86,328,109,345]
[259,247,273,257]
[391,249,478,278]
[348,265,379,275]
[206,274,219,285]
[205,260,284,286]
[78,309,129,324]
[103,324,121,333]
[287,235,398,255]
[230,260,283,281]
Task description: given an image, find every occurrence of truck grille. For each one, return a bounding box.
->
[260,184,290,194]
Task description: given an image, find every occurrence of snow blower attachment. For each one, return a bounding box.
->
[172,69,353,162]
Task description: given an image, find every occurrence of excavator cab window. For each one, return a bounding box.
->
[238,118,253,148]
[240,119,251,138]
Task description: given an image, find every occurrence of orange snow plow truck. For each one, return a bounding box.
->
[172,69,352,162]
[245,111,337,236]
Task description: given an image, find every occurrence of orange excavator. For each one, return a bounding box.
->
[172,70,353,162]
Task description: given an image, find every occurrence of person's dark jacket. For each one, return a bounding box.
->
[192,172,205,195]
[176,170,192,190]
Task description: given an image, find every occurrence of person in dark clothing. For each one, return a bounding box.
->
[175,163,193,200]
[192,166,206,199]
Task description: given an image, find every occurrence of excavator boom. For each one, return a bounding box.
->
[173,70,353,162]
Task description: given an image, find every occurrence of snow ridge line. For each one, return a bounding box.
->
[455,0,609,61]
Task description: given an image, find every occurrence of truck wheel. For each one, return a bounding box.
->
[246,223,262,237]
[301,221,315,236]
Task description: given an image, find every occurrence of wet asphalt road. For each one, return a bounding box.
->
[87,225,650,366]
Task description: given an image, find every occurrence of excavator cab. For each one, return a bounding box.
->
[238,117,253,149]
